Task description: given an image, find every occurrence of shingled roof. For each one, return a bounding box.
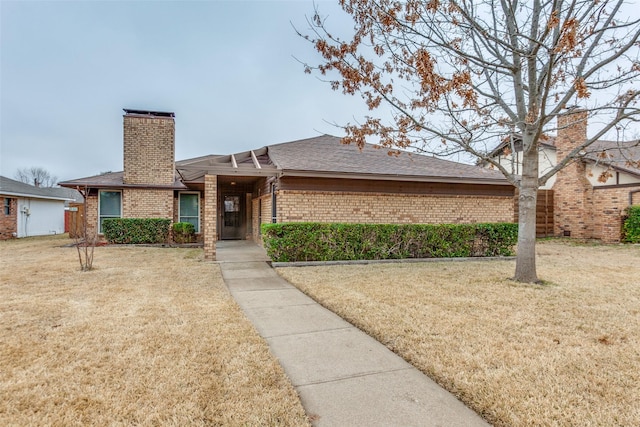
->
[59,171,188,190]
[583,140,640,178]
[0,176,79,201]
[62,135,510,187]
[175,135,509,185]
[266,135,508,183]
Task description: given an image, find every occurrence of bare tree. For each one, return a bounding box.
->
[300,0,640,282]
[15,167,58,188]
[74,186,97,271]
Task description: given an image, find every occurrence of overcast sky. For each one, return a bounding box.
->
[2,1,638,184]
[1,0,368,183]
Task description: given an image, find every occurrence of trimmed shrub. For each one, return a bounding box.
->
[172,222,195,244]
[102,218,171,244]
[623,205,640,243]
[261,222,518,262]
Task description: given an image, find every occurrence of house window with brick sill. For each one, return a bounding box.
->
[4,198,10,215]
[98,190,122,233]
[179,192,200,233]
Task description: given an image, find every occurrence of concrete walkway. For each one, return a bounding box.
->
[217,241,490,427]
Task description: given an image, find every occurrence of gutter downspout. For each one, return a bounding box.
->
[271,181,277,223]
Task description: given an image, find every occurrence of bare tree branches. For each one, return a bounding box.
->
[14,167,58,188]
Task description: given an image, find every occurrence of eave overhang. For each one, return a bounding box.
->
[582,158,640,180]
[176,165,279,177]
[278,169,512,186]
[59,182,189,190]
[0,191,72,202]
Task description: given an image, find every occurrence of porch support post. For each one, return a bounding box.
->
[204,174,217,260]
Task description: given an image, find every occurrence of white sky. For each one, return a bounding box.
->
[1,0,366,182]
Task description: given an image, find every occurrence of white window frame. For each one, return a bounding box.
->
[98,190,122,234]
[178,192,200,233]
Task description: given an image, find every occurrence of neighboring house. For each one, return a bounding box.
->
[60,109,514,260]
[0,176,80,240]
[486,109,640,242]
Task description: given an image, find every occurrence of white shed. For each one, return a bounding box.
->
[1,176,77,239]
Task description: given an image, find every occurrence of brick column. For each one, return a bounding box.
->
[204,175,217,260]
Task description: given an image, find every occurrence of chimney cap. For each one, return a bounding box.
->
[123,109,175,118]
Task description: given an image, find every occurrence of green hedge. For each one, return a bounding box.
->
[623,206,640,243]
[103,218,171,244]
[172,222,195,244]
[261,222,518,262]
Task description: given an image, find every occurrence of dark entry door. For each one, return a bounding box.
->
[221,195,243,239]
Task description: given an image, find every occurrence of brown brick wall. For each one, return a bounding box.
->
[203,175,217,260]
[276,190,514,224]
[122,188,173,219]
[592,186,640,242]
[252,195,272,242]
[551,109,640,242]
[84,189,173,239]
[86,195,98,238]
[123,114,175,185]
[0,197,17,240]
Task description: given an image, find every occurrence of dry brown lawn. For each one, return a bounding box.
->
[277,240,640,427]
[0,235,309,427]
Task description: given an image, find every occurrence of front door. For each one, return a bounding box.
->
[221,194,243,239]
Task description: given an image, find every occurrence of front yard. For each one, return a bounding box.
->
[0,235,309,426]
[277,240,640,427]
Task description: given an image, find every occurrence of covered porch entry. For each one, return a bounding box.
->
[177,148,278,260]
[217,176,266,241]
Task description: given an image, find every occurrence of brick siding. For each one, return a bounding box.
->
[552,108,640,242]
[84,189,172,240]
[0,197,17,240]
[592,186,640,242]
[122,188,173,219]
[276,190,514,224]
[252,195,272,242]
[251,190,513,244]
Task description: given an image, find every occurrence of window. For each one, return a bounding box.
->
[4,198,10,215]
[99,191,122,233]
[179,193,200,233]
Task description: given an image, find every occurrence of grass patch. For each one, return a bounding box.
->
[0,235,309,426]
[276,240,640,426]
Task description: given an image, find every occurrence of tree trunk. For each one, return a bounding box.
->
[514,143,540,283]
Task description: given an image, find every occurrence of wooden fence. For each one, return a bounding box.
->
[64,203,85,239]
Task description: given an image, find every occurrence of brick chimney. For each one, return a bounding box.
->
[553,107,594,238]
[555,107,587,159]
[123,109,175,185]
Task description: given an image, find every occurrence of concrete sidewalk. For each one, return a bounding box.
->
[217,241,490,427]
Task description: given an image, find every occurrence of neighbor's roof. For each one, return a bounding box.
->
[583,140,640,178]
[487,136,640,178]
[0,176,78,201]
[177,135,509,185]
